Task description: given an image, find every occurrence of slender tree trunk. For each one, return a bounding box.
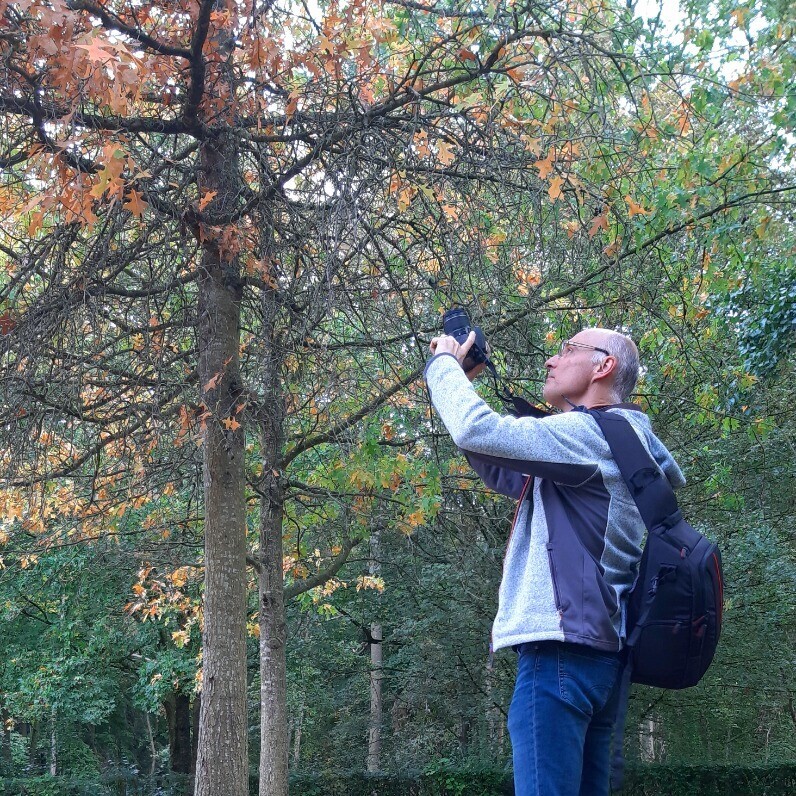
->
[165,693,193,776]
[49,706,56,776]
[259,489,288,796]
[27,721,38,770]
[291,699,304,768]
[189,696,200,796]
[194,132,248,796]
[258,280,289,796]
[145,712,156,777]
[366,529,383,773]
[1,708,12,771]
[366,622,383,772]
[456,661,471,756]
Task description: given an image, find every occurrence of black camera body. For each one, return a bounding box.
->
[442,308,490,373]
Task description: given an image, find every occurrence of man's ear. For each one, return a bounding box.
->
[592,355,617,383]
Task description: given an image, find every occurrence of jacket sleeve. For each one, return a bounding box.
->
[462,450,527,499]
[424,353,605,487]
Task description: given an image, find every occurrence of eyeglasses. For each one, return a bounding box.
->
[557,340,610,358]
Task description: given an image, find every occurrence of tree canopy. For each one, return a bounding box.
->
[0,0,794,793]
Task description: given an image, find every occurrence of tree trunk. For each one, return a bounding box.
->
[190,696,200,796]
[366,529,383,773]
[1,709,12,771]
[27,721,38,770]
[194,132,249,796]
[291,698,304,768]
[165,693,193,776]
[145,712,156,777]
[366,622,383,772]
[49,706,56,776]
[258,280,289,796]
[258,488,289,796]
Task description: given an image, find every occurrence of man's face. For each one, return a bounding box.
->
[543,331,609,410]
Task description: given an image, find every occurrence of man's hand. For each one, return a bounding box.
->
[428,331,486,382]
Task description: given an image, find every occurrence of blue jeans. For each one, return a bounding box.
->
[508,642,622,796]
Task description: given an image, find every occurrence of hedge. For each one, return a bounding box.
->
[3,765,795,795]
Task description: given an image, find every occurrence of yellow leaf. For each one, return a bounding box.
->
[170,568,189,587]
[730,6,748,29]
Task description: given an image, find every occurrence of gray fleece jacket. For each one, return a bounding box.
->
[424,353,685,653]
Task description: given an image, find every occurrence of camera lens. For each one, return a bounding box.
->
[442,308,471,341]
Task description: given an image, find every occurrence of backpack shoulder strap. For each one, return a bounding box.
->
[581,407,680,535]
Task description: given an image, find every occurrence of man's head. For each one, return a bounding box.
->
[543,328,639,411]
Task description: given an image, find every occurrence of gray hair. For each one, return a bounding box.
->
[588,330,640,402]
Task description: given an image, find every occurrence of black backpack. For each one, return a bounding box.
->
[582,408,724,789]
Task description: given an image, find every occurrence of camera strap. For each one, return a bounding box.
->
[483,359,552,420]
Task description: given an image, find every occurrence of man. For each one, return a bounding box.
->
[424,328,684,796]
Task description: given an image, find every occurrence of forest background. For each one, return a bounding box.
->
[0,0,794,794]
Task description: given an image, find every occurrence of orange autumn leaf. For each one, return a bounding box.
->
[199,190,217,210]
[203,372,222,392]
[535,151,555,180]
[437,140,456,166]
[589,212,609,238]
[222,416,241,431]
[625,195,650,217]
[124,189,148,217]
[548,175,565,201]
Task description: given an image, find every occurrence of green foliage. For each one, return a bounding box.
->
[0,776,112,796]
[287,768,512,795]
[621,764,796,795]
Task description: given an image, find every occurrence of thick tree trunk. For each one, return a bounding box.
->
[258,281,289,796]
[194,133,248,796]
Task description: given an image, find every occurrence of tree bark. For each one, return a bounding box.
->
[291,698,304,768]
[49,706,56,776]
[190,696,200,796]
[165,693,193,776]
[258,485,288,796]
[194,132,248,796]
[145,712,156,777]
[258,279,289,796]
[366,622,383,773]
[27,721,38,770]
[366,529,383,773]
[1,709,12,771]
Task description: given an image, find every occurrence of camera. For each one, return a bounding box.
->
[442,308,490,373]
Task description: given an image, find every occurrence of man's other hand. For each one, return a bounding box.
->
[429,332,486,382]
